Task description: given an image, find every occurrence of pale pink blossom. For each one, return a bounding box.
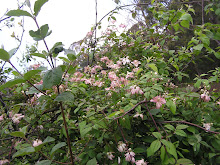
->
[74,72,84,78]
[0,159,9,165]
[150,95,166,109]
[120,77,129,86]
[107,152,114,160]
[31,64,40,69]
[87,31,93,37]
[118,141,127,152]
[100,56,110,63]
[0,115,4,121]
[108,72,118,81]
[111,20,116,24]
[93,81,104,87]
[136,159,148,165]
[125,148,135,163]
[203,123,211,131]
[131,60,141,67]
[133,68,140,72]
[118,157,121,164]
[9,111,13,118]
[84,66,91,73]
[119,24,126,28]
[121,56,130,65]
[201,93,211,102]
[133,113,144,120]
[12,114,25,124]
[33,139,42,147]
[130,85,144,95]
[217,101,220,105]
[126,71,134,79]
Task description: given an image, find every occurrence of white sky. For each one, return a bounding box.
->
[0,0,133,70]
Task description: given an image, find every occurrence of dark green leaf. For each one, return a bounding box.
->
[13,147,35,158]
[26,84,43,94]
[0,78,25,90]
[176,125,188,130]
[175,129,187,137]
[29,24,51,41]
[54,91,74,102]
[166,100,176,114]
[67,54,76,61]
[164,124,175,131]
[176,158,193,165]
[180,20,190,28]
[24,70,42,80]
[35,160,52,165]
[7,9,32,17]
[43,66,63,89]
[30,53,46,59]
[59,57,71,63]
[193,44,203,51]
[133,147,146,153]
[34,0,49,16]
[150,140,161,153]
[180,13,193,23]
[0,49,10,61]
[50,142,66,156]
[43,136,55,143]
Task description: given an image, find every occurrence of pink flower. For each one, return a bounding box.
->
[33,139,42,147]
[0,159,9,165]
[101,70,107,75]
[203,123,211,131]
[108,72,118,81]
[131,60,141,67]
[119,24,126,28]
[31,64,40,69]
[118,141,127,152]
[136,159,148,165]
[150,95,166,109]
[201,93,211,102]
[87,31,93,37]
[133,113,144,120]
[217,101,220,105]
[0,115,4,121]
[107,152,114,160]
[125,148,135,163]
[130,85,144,95]
[121,56,130,65]
[126,71,134,79]
[12,114,25,124]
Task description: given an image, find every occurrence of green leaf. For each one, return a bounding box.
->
[86,157,97,165]
[24,70,42,80]
[29,24,52,41]
[35,160,52,165]
[133,147,146,153]
[7,9,32,18]
[180,13,193,23]
[67,54,77,61]
[21,125,28,135]
[43,136,55,143]
[160,146,166,161]
[164,124,175,131]
[34,0,49,16]
[0,49,10,61]
[59,57,71,63]
[13,147,35,158]
[176,125,189,130]
[50,142,66,156]
[43,66,63,89]
[175,129,187,137]
[166,142,177,159]
[54,91,74,102]
[176,158,193,165]
[166,100,176,114]
[10,131,25,138]
[148,63,158,73]
[152,132,162,139]
[214,52,220,59]
[30,53,46,59]
[180,20,190,28]
[0,78,25,90]
[26,84,43,94]
[107,111,121,118]
[193,44,203,51]
[150,140,161,153]
[80,127,92,138]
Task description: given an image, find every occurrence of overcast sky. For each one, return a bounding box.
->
[0,0,133,70]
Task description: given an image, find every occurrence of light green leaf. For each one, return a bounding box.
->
[176,125,189,130]
[7,9,32,17]
[193,44,203,51]
[180,20,190,28]
[148,63,158,73]
[67,54,77,61]
[43,66,63,89]
[180,13,193,23]
[0,49,10,61]
[150,140,161,153]
[175,129,187,137]
[34,0,49,16]
[59,57,71,63]
[13,147,35,158]
[10,131,25,138]
[54,91,74,102]
[166,100,176,114]
[152,132,162,139]
[50,142,66,156]
[30,53,46,59]
[164,124,175,131]
[0,78,25,90]
[166,142,178,159]
[176,158,193,165]
[24,70,42,80]
[35,160,52,165]
[214,52,220,59]
[21,125,28,135]
[80,127,92,138]
[43,136,55,143]
[160,146,166,161]
[107,111,121,118]
[86,157,97,165]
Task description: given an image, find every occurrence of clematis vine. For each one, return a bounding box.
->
[150,95,166,109]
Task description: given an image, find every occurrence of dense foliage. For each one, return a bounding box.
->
[0,0,220,164]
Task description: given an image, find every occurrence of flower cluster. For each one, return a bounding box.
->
[200,90,211,102]
[150,95,166,109]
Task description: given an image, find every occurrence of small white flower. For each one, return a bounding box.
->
[203,123,212,131]
[107,152,114,160]
[125,148,135,163]
[118,141,127,152]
